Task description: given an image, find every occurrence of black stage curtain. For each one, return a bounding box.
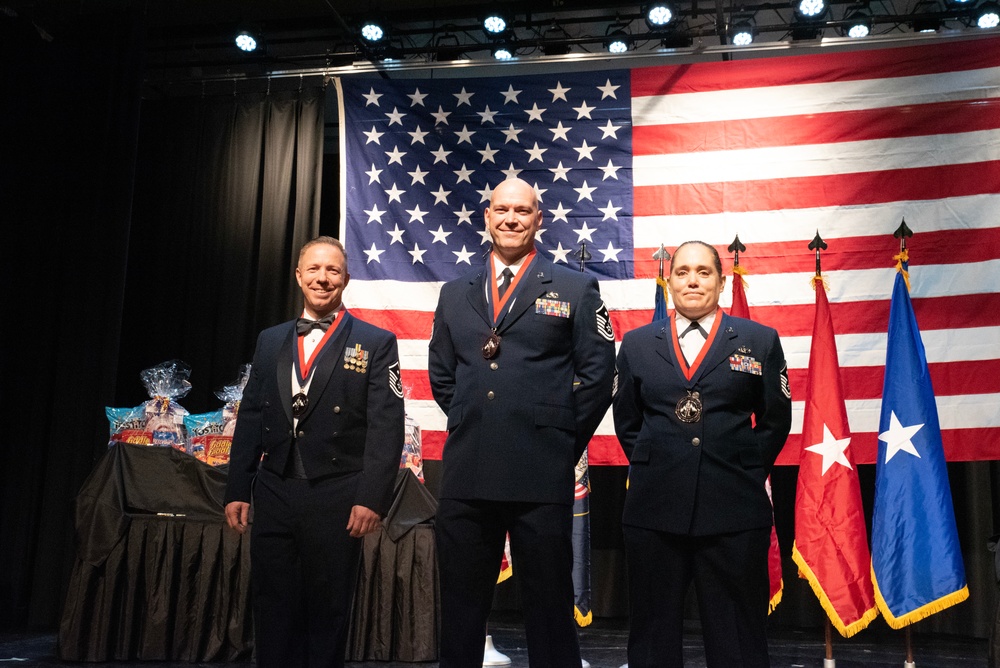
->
[0,6,326,629]
[116,86,326,411]
[0,7,146,630]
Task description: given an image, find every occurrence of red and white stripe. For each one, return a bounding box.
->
[344,36,1000,466]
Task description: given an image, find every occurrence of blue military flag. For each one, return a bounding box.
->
[871,253,968,627]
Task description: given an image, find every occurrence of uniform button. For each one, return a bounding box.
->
[288,429,294,437]
[333,406,341,413]
[490,362,498,370]
[264,401,270,407]
[297,430,305,438]
[487,391,495,400]
[692,437,701,446]
[331,457,338,462]
[264,427,270,433]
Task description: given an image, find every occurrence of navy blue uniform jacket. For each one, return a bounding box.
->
[428,256,616,505]
[613,312,792,535]
[225,312,405,517]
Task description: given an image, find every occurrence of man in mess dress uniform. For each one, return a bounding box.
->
[428,178,616,668]
[225,236,405,668]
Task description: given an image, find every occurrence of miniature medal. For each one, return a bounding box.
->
[292,392,309,417]
[675,390,703,423]
[482,330,502,359]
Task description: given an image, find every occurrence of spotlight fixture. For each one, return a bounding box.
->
[976,0,1000,27]
[482,10,509,35]
[842,6,872,37]
[541,23,571,55]
[605,26,631,53]
[729,18,756,45]
[795,0,828,18]
[493,44,515,60]
[645,3,675,28]
[435,32,464,62]
[360,20,386,43]
[234,30,257,52]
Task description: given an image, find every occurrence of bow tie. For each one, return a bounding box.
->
[296,313,335,335]
[680,320,707,339]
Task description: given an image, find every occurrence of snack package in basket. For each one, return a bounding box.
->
[185,364,250,466]
[105,359,192,450]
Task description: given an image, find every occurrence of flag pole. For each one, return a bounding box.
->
[573,242,592,273]
[904,626,915,668]
[824,618,835,668]
[811,231,836,668]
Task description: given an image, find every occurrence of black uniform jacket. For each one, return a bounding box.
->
[613,311,792,535]
[428,255,616,505]
[225,311,405,517]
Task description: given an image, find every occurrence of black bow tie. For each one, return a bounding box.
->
[296,313,335,335]
[681,320,707,339]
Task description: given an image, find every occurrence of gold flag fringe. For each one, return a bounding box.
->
[732,263,750,288]
[872,564,969,629]
[811,274,829,292]
[574,606,593,627]
[791,543,879,638]
[893,249,911,292]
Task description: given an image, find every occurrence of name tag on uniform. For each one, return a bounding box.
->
[535,298,571,318]
[730,354,762,375]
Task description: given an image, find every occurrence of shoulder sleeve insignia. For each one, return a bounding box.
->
[780,362,791,399]
[389,361,404,399]
[596,302,614,342]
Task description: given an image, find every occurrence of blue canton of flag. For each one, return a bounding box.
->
[871,259,969,628]
[338,72,634,281]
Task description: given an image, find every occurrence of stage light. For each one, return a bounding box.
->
[483,10,509,35]
[796,0,828,18]
[360,20,386,43]
[493,44,514,60]
[235,31,257,52]
[605,27,631,53]
[646,4,675,27]
[842,7,872,37]
[976,1,1000,26]
[729,19,756,45]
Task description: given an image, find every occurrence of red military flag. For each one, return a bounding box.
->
[730,264,783,613]
[792,275,878,637]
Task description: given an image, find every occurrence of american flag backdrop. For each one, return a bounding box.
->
[337,35,1000,466]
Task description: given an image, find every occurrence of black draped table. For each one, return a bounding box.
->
[58,443,439,662]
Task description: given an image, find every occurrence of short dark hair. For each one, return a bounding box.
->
[298,236,348,273]
[671,240,722,277]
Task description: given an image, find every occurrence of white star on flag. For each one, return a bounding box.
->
[879,411,924,463]
[364,243,384,264]
[804,423,854,475]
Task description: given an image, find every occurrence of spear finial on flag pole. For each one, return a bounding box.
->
[728,234,747,267]
[652,244,670,279]
[892,219,914,291]
[809,231,829,292]
[572,242,591,273]
[729,235,750,291]
[809,230,828,275]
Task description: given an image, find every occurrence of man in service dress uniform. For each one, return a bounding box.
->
[428,177,616,668]
[225,236,405,668]
[613,240,792,668]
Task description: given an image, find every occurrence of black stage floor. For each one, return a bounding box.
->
[0,614,989,667]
